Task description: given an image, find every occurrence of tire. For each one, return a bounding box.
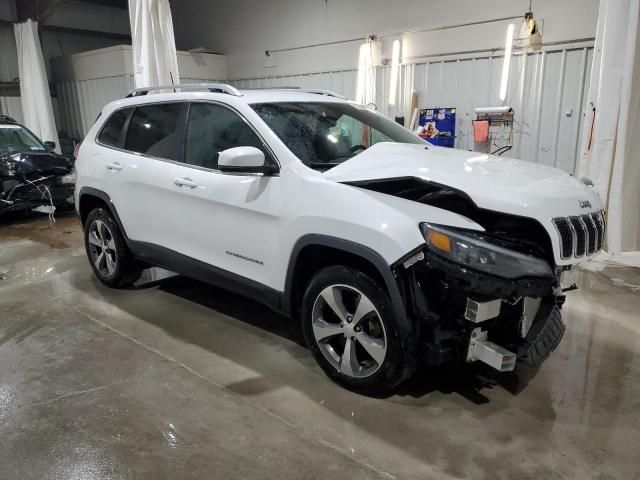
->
[301,265,410,395]
[84,207,142,288]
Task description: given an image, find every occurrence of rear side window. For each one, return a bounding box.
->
[97,108,131,147]
[185,103,271,169]
[125,103,184,161]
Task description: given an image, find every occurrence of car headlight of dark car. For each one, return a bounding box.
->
[421,223,552,279]
[0,158,16,177]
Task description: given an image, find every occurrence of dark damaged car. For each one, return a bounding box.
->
[0,115,75,214]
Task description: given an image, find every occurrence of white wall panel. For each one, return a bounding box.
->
[55,75,133,138]
[229,47,592,174]
[53,73,225,140]
[173,0,599,80]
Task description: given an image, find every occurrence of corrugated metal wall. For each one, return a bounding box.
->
[56,75,134,138]
[54,76,225,138]
[231,46,593,174]
[1,22,592,175]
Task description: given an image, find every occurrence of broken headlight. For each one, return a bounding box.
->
[0,158,16,177]
[421,223,552,279]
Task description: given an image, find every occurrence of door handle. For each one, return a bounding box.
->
[106,162,123,171]
[174,177,198,189]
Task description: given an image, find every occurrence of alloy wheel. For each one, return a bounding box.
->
[87,219,117,278]
[311,284,387,378]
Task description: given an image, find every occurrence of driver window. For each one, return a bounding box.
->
[185,103,270,170]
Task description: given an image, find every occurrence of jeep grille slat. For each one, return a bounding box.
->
[569,217,587,257]
[553,218,574,259]
[553,210,606,260]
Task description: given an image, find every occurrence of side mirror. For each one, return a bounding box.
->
[44,141,56,151]
[218,146,277,175]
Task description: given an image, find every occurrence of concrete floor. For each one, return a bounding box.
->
[1,213,639,480]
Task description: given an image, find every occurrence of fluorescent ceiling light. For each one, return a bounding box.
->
[499,23,515,101]
[389,40,401,106]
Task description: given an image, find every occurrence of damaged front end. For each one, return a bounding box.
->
[0,152,75,214]
[394,223,565,373]
[344,175,571,373]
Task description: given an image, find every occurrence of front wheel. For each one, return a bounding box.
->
[301,265,411,395]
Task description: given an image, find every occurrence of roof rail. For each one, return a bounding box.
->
[126,83,243,98]
[297,88,345,99]
[246,87,345,99]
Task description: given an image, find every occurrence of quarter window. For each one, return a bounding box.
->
[97,108,132,147]
[125,103,184,161]
[185,103,271,170]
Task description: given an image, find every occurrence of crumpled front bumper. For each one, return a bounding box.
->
[517,303,565,367]
[396,247,565,371]
[0,175,75,213]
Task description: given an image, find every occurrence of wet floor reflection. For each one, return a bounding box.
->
[1,214,639,479]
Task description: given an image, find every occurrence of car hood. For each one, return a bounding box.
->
[324,142,602,218]
[0,151,73,177]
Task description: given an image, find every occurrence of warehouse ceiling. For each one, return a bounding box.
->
[78,0,128,8]
[17,0,128,22]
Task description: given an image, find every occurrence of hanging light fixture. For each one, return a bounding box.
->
[356,36,379,105]
[356,42,369,105]
[388,40,401,106]
[499,23,515,101]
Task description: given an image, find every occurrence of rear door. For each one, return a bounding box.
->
[114,102,188,248]
[168,101,282,287]
[93,107,134,215]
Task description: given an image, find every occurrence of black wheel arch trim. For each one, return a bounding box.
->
[284,234,417,378]
[283,234,411,327]
[78,187,128,238]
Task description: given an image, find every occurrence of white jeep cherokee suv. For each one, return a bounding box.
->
[75,84,604,394]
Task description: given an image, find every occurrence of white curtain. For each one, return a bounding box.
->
[579,0,640,262]
[128,0,180,89]
[13,20,59,152]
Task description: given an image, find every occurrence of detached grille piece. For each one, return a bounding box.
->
[553,210,606,259]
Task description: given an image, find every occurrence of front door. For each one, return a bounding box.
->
[169,102,282,288]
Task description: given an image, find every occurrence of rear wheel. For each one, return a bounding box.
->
[84,207,142,288]
[301,265,410,395]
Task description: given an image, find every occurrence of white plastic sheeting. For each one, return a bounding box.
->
[128,0,180,88]
[13,20,60,152]
[579,0,640,257]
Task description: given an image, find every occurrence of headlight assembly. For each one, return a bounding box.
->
[421,223,552,279]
